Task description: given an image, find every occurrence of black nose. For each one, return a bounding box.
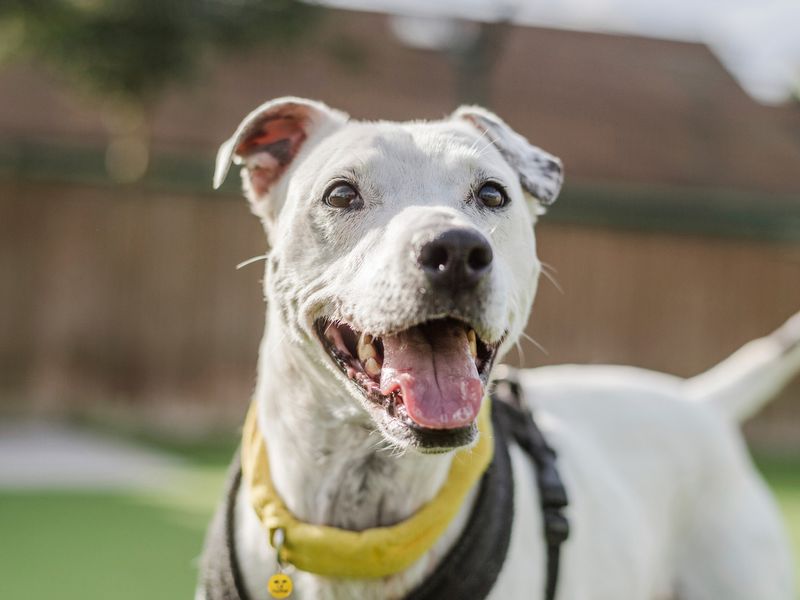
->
[418,228,493,290]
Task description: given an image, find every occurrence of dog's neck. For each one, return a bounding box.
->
[253,321,456,531]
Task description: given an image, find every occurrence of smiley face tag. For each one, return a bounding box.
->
[267,573,293,598]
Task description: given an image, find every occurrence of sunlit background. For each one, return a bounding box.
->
[1,1,799,598]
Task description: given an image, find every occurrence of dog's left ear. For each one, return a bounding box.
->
[452,106,563,207]
[213,97,349,222]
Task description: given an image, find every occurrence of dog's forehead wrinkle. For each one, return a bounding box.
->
[317,120,506,186]
[403,124,511,183]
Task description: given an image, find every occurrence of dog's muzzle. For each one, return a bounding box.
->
[315,222,503,449]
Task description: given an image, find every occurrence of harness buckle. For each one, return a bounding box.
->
[538,463,569,509]
[543,509,570,546]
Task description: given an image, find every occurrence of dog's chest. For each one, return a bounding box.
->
[234,444,654,600]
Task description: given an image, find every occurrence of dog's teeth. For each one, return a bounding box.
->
[358,335,377,361]
[364,357,382,378]
[468,329,477,358]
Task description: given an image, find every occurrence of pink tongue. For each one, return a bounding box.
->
[380,321,483,429]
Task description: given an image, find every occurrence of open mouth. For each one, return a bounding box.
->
[315,317,499,447]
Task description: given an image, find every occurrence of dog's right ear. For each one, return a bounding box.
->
[214,97,348,220]
[452,106,563,209]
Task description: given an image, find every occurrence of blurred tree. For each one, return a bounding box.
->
[0,0,321,181]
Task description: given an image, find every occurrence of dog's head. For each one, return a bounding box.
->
[215,97,563,452]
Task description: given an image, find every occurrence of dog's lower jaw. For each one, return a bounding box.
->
[238,318,479,598]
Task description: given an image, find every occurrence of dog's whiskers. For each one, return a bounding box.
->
[236,254,269,270]
[520,331,549,356]
[369,434,404,458]
[540,268,564,295]
[466,127,492,154]
[474,134,500,159]
[541,261,558,274]
[387,443,409,460]
[514,339,526,366]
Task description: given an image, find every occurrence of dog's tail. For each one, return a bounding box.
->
[683,310,800,423]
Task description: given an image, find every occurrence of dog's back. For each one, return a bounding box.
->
[517,311,800,599]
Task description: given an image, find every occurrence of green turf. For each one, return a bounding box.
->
[755,455,800,587]
[0,456,798,599]
[0,492,212,600]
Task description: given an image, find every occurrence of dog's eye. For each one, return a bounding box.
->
[475,183,507,209]
[324,183,360,209]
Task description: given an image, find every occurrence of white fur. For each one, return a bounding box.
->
[202,98,798,600]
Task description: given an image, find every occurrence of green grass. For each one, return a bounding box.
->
[0,438,235,600]
[0,492,211,599]
[0,451,798,599]
[755,455,800,586]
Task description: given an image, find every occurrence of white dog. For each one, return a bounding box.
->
[198,97,799,600]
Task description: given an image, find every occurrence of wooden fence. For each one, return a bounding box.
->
[1,180,798,447]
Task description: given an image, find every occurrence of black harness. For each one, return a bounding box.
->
[491,372,570,600]
[199,370,569,600]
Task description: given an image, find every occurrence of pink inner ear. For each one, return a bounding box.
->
[235,115,307,197]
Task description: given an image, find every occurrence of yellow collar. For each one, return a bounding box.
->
[241,399,494,579]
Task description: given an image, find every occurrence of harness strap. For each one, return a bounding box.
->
[491,368,570,600]
[404,403,514,600]
[199,451,249,600]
